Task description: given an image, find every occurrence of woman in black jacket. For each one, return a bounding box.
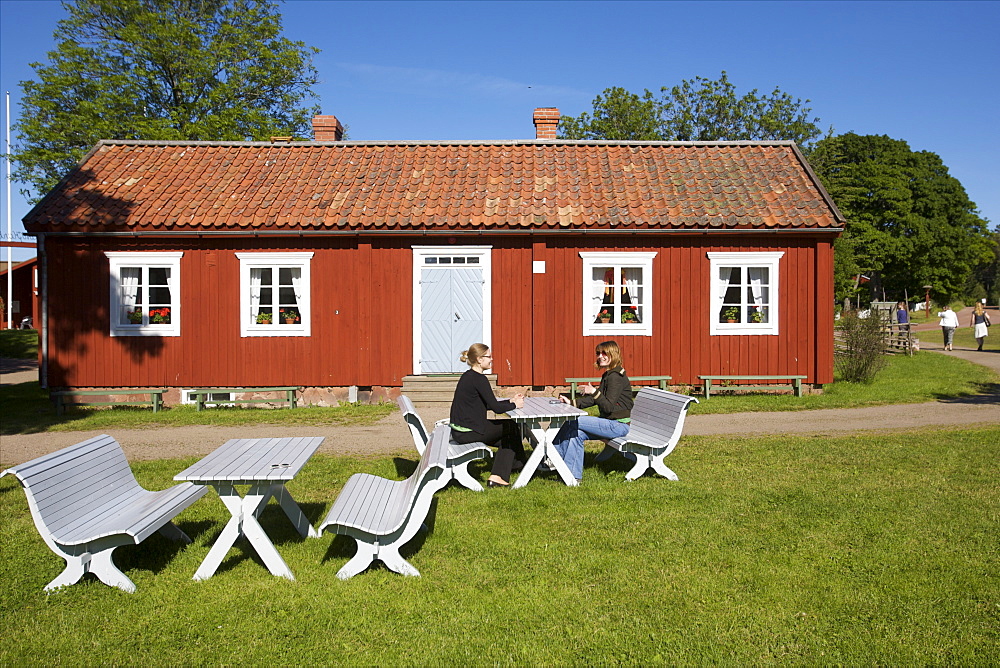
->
[554,340,633,483]
[450,343,525,487]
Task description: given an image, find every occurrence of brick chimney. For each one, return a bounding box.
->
[312,115,344,141]
[533,107,559,140]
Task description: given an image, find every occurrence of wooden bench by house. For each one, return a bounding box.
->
[397,395,492,492]
[51,389,166,415]
[595,388,699,481]
[698,375,808,398]
[318,424,452,579]
[0,434,207,593]
[565,375,672,404]
[188,386,300,411]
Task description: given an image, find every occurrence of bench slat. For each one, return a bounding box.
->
[1,434,208,592]
[602,388,698,479]
[396,395,491,491]
[318,425,452,577]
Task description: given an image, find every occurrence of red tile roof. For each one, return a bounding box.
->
[24,140,844,234]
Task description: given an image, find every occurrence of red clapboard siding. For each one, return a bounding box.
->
[40,233,835,390]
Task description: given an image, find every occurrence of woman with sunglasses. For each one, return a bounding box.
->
[450,343,526,487]
[554,340,633,483]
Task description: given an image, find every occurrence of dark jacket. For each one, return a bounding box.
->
[450,369,516,435]
[575,365,632,420]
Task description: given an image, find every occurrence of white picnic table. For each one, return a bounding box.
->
[174,436,325,581]
[505,397,586,488]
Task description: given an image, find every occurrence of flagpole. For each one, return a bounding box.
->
[5,91,12,330]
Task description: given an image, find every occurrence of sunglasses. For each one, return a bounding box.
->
[596,351,610,357]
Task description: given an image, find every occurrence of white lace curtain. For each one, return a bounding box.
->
[290,269,302,308]
[717,267,736,319]
[250,268,264,319]
[748,267,768,321]
[590,276,607,320]
[748,267,767,306]
[121,267,140,323]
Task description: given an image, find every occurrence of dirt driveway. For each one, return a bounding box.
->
[2,336,997,466]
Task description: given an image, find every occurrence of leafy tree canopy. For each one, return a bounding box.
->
[13,0,320,201]
[808,133,994,303]
[558,87,661,141]
[559,71,823,146]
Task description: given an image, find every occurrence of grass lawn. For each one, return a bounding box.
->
[1,427,997,664]
[685,349,996,415]
[1,352,996,435]
[0,328,38,358]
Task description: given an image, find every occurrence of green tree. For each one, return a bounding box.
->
[558,87,661,141]
[13,0,320,201]
[559,72,823,146]
[660,71,822,145]
[970,227,1000,304]
[808,133,993,304]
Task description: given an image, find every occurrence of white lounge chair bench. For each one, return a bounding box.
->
[318,424,451,579]
[397,395,492,492]
[594,388,699,481]
[1,434,207,593]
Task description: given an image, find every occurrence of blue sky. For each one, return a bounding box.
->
[2,0,998,264]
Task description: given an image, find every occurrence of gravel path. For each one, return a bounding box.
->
[2,311,997,466]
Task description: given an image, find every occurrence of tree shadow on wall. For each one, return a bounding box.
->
[36,167,167,386]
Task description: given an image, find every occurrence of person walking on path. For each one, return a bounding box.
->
[938,305,960,351]
[971,302,991,351]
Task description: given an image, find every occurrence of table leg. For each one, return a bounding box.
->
[512,421,578,488]
[193,484,244,581]
[513,429,546,489]
[272,484,320,538]
[193,483,296,581]
[239,485,295,580]
[534,424,577,487]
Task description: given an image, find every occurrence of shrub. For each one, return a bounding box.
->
[835,309,889,383]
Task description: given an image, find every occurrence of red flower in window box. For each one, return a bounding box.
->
[149,307,171,324]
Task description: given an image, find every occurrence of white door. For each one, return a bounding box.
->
[413,247,492,374]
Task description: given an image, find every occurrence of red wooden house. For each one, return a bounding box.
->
[23,108,843,403]
[0,257,39,329]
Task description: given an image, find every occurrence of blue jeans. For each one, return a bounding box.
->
[553,416,630,480]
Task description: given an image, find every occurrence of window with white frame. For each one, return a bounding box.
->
[105,252,182,337]
[580,252,656,336]
[708,252,783,335]
[237,252,313,337]
[179,389,234,405]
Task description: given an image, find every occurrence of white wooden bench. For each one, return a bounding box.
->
[1,435,207,593]
[396,395,492,492]
[594,388,699,481]
[317,424,451,579]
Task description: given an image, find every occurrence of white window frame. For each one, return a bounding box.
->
[580,252,656,337]
[105,252,182,337]
[708,252,783,336]
[237,252,313,337]
[179,389,234,405]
